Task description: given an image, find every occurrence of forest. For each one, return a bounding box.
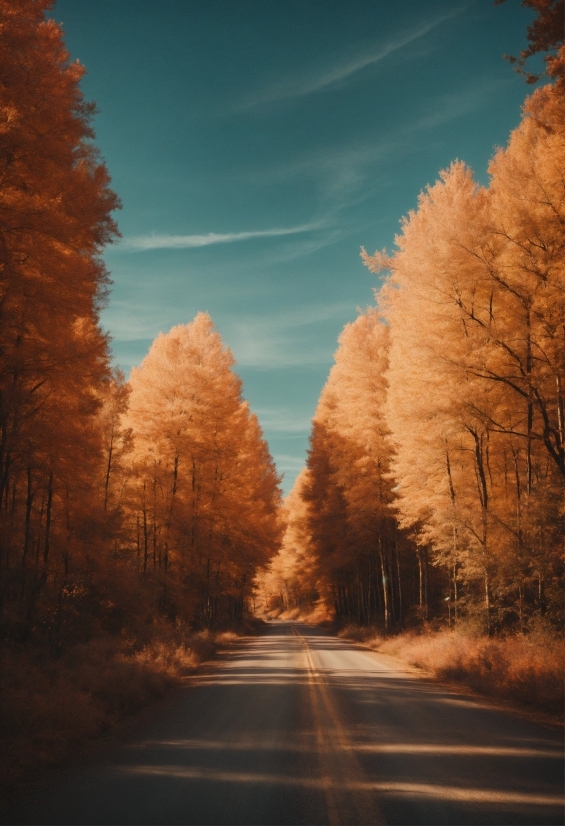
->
[261,82,565,632]
[261,64,564,639]
[0,1,281,648]
[0,0,563,799]
[0,1,284,790]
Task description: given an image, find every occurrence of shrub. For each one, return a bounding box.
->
[340,626,564,717]
[0,624,237,802]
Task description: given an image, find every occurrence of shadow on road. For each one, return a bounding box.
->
[3,622,563,825]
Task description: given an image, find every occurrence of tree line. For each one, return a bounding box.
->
[259,32,564,634]
[0,0,281,647]
[2,0,563,647]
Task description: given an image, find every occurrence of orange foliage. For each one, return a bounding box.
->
[341,625,564,716]
[268,311,424,629]
[0,0,120,643]
[0,4,280,650]
[123,313,283,627]
[256,468,319,615]
[272,77,564,636]
[362,77,564,631]
[496,1,564,83]
[0,626,237,801]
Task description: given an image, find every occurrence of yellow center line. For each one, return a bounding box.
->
[292,625,386,825]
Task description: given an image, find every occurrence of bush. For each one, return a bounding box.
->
[0,624,237,802]
[339,625,564,717]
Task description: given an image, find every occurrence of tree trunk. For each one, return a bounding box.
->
[378,547,389,633]
[43,470,53,564]
[22,468,34,571]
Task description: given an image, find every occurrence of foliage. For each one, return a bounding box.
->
[0,0,119,643]
[0,3,282,649]
[0,625,237,803]
[363,74,564,633]
[259,68,564,639]
[495,0,565,83]
[339,624,564,717]
[122,314,283,628]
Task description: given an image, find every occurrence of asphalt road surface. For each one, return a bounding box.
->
[4,622,563,825]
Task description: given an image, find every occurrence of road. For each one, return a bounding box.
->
[4,622,563,825]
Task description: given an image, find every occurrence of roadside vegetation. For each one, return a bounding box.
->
[0,623,244,803]
[1,0,563,805]
[263,603,562,719]
[257,5,564,723]
[0,0,279,802]
[339,622,564,718]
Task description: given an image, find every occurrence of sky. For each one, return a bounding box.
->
[52,0,538,493]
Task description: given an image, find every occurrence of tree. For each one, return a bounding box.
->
[98,369,133,513]
[363,74,564,630]
[0,0,120,639]
[124,313,282,626]
[302,310,416,628]
[256,468,319,615]
[495,0,565,83]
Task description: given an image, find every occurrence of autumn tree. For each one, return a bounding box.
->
[299,310,420,628]
[98,370,133,514]
[363,72,564,630]
[261,9,564,636]
[257,468,319,615]
[0,0,120,640]
[124,314,282,627]
[495,0,565,83]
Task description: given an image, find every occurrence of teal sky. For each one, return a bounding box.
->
[52,0,537,493]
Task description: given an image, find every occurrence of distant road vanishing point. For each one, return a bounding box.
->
[4,622,564,825]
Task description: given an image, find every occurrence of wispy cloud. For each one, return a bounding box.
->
[224,301,354,368]
[102,298,355,370]
[238,11,462,110]
[102,306,161,342]
[411,77,511,132]
[272,453,307,492]
[243,74,509,213]
[258,227,355,266]
[273,454,306,473]
[120,222,323,252]
[255,407,313,434]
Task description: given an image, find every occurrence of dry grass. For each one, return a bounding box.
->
[0,624,238,801]
[339,625,564,718]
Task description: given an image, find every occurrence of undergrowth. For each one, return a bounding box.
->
[0,624,241,802]
[340,624,564,719]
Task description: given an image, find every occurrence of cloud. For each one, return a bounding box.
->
[243,74,509,215]
[238,11,462,110]
[255,407,313,434]
[102,302,160,341]
[103,298,355,371]
[258,227,355,266]
[273,454,307,493]
[224,301,354,368]
[120,222,323,252]
[273,454,306,473]
[232,339,330,369]
[410,77,511,132]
